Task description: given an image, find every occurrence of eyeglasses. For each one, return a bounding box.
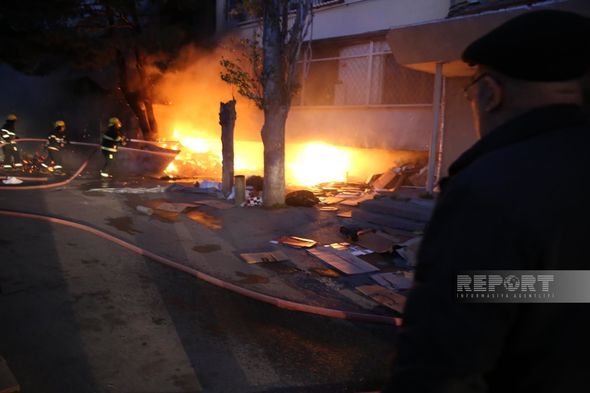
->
[463,73,488,100]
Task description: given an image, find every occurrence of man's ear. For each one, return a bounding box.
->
[480,75,503,112]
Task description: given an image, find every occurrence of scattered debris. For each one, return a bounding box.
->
[319,196,344,205]
[326,243,373,256]
[285,190,320,207]
[356,285,407,313]
[408,166,428,187]
[371,272,413,290]
[278,236,317,249]
[246,175,264,191]
[88,185,165,194]
[339,225,373,242]
[240,251,289,264]
[356,231,397,254]
[339,192,376,206]
[197,180,222,190]
[1,177,23,185]
[136,205,154,216]
[318,206,338,212]
[309,267,340,278]
[337,210,352,218]
[395,236,423,267]
[308,247,379,275]
[166,183,222,195]
[244,190,263,207]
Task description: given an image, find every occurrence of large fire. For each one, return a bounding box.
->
[163,128,352,185]
[162,126,422,187]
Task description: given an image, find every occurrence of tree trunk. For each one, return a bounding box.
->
[135,46,158,140]
[262,105,288,207]
[219,99,236,196]
[115,49,151,139]
[261,0,289,207]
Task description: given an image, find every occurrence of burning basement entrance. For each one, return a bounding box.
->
[159,127,428,189]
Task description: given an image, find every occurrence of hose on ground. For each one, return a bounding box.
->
[0,209,401,327]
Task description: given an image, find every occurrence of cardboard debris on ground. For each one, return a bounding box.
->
[193,199,234,210]
[371,272,413,290]
[240,251,289,264]
[337,210,353,218]
[309,267,340,278]
[307,247,379,275]
[155,202,196,213]
[356,285,407,313]
[395,236,423,267]
[356,231,397,254]
[318,206,339,212]
[339,192,376,207]
[320,196,345,205]
[277,236,317,249]
[326,243,372,256]
[371,167,399,190]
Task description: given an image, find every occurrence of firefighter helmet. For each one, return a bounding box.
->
[54,120,66,129]
[6,114,17,121]
[108,117,122,128]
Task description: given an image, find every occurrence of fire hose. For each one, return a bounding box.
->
[0,138,179,190]
[0,209,401,326]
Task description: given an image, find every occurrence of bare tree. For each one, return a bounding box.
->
[221,0,313,207]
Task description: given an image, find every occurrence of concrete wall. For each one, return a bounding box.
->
[287,105,433,151]
[440,77,478,176]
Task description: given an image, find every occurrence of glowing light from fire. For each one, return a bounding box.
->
[165,161,178,173]
[289,143,351,186]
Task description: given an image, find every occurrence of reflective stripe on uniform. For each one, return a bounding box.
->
[102,134,121,142]
[1,129,15,136]
[101,146,117,152]
[48,146,60,151]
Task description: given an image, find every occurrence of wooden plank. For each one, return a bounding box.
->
[360,198,433,222]
[356,285,407,313]
[320,196,344,205]
[307,248,379,275]
[0,356,19,393]
[371,272,413,290]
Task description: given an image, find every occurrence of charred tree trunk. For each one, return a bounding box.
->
[135,46,158,140]
[115,49,151,139]
[219,99,236,196]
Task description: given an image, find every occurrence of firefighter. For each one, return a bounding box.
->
[42,120,68,175]
[1,114,23,171]
[100,117,126,178]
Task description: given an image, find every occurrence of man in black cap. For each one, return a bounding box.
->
[382,9,590,393]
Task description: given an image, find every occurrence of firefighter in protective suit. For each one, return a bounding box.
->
[100,117,126,178]
[1,114,23,171]
[43,120,68,175]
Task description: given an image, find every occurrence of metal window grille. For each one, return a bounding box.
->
[295,40,434,107]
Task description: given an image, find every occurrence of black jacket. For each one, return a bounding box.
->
[384,105,590,393]
[1,120,17,143]
[101,125,125,153]
[47,129,67,151]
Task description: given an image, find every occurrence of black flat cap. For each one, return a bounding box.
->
[462,10,590,81]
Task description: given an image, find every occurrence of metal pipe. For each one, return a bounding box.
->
[426,62,444,193]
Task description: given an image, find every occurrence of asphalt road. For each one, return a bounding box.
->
[0,212,397,392]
